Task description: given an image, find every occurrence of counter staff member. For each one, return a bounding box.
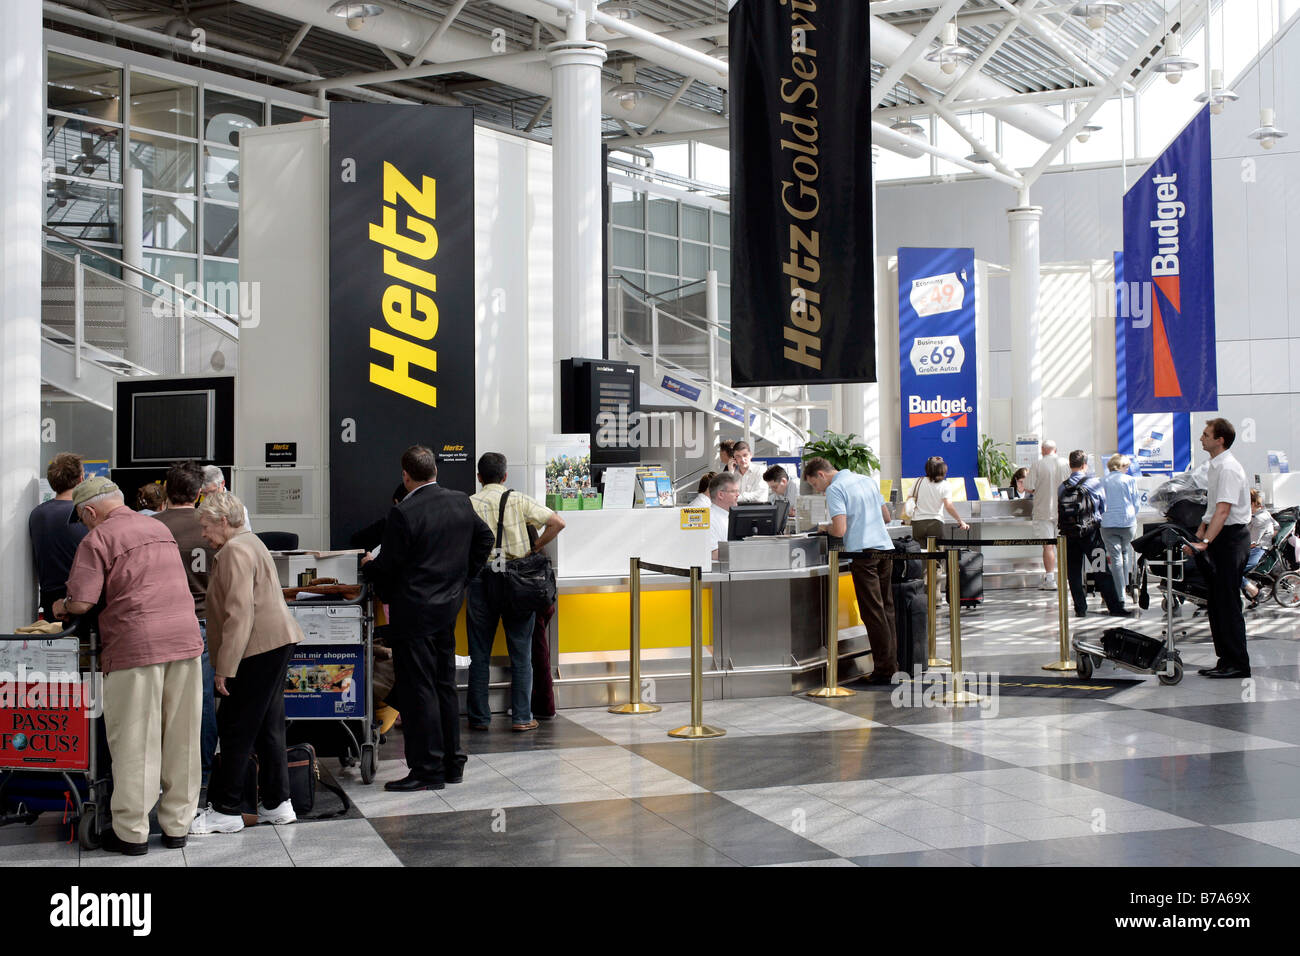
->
[55,477,203,855]
[29,452,87,617]
[804,457,896,685]
[362,446,494,791]
[1183,419,1253,678]
[708,471,740,561]
[731,441,768,503]
[764,465,791,504]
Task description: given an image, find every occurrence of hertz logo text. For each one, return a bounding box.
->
[367,162,441,407]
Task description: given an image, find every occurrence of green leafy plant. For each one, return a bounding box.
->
[977,434,1014,488]
[801,430,880,476]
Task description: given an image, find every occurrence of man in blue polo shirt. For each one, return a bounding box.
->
[804,457,896,684]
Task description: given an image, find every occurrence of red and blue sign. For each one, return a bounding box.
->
[898,247,978,496]
[1122,107,1217,413]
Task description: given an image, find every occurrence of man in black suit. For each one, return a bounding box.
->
[362,446,494,791]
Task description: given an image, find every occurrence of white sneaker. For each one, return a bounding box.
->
[1039,575,1058,590]
[257,799,296,826]
[189,804,244,835]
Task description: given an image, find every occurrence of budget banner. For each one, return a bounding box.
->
[1122,107,1217,413]
[728,0,873,386]
[329,103,475,547]
[899,247,978,497]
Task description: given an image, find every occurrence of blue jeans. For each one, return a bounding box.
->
[1243,546,1265,588]
[1099,525,1136,603]
[199,623,218,780]
[465,575,535,725]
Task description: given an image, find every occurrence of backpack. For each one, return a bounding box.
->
[1057,477,1098,539]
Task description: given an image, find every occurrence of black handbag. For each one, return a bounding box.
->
[486,490,558,614]
[287,742,352,818]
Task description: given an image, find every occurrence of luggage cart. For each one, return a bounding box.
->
[1073,546,1184,686]
[0,623,110,849]
[284,585,378,783]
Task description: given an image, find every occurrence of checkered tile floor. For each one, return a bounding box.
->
[4,591,1300,866]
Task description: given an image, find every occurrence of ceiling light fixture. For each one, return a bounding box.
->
[889,118,926,140]
[326,2,384,32]
[1073,103,1102,143]
[1068,1,1124,31]
[1153,32,1197,84]
[1249,108,1288,150]
[924,23,975,76]
[1194,69,1238,115]
[610,61,644,112]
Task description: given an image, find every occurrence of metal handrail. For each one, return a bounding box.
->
[40,323,156,377]
[612,274,727,334]
[42,226,241,334]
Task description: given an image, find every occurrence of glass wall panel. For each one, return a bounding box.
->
[611,186,645,228]
[648,235,679,274]
[204,89,262,147]
[203,203,238,258]
[46,182,121,244]
[648,198,678,236]
[611,228,644,269]
[46,117,120,183]
[712,211,730,247]
[203,146,240,202]
[130,71,196,137]
[142,195,197,252]
[682,204,709,241]
[48,53,121,122]
[271,105,320,125]
[682,241,709,280]
[129,131,196,193]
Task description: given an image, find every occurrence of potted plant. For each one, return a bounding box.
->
[977,434,1014,489]
[801,430,881,476]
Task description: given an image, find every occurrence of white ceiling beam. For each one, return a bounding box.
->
[524,97,552,132]
[872,120,1024,188]
[294,48,550,91]
[409,0,471,67]
[278,22,311,65]
[903,75,1023,182]
[606,126,729,147]
[940,6,1029,104]
[870,0,968,111]
[875,85,1105,121]
[641,77,695,137]
[994,0,1123,92]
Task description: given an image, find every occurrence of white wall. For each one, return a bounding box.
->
[875,15,1300,479]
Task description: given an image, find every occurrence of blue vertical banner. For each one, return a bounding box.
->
[1115,251,1191,474]
[898,247,978,496]
[1122,107,1217,413]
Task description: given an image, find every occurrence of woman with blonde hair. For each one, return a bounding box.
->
[1100,454,1141,603]
[189,491,303,835]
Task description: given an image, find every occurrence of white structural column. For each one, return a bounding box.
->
[1008,202,1044,438]
[0,0,44,628]
[546,0,607,410]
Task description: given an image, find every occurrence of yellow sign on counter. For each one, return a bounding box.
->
[680,507,710,530]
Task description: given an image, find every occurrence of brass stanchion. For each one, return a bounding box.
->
[925,536,949,668]
[1043,534,1077,671]
[668,566,726,738]
[808,547,854,698]
[609,557,662,714]
[943,548,982,704]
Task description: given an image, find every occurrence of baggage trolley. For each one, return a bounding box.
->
[1073,546,1184,686]
[0,623,110,848]
[284,585,378,783]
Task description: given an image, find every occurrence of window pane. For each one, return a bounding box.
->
[48,53,121,122]
[204,90,262,146]
[46,182,121,244]
[646,274,678,295]
[610,186,644,228]
[682,204,709,241]
[683,241,709,280]
[203,146,240,202]
[614,269,645,291]
[129,132,196,193]
[712,212,729,248]
[142,254,196,296]
[143,195,197,252]
[44,241,123,279]
[46,117,120,183]
[648,144,689,177]
[648,198,678,236]
[611,228,644,269]
[648,235,678,274]
[204,203,238,257]
[203,258,239,307]
[696,143,730,189]
[271,105,319,125]
[711,248,731,285]
[130,72,196,137]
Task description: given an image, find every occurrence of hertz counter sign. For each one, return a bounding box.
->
[728,0,872,387]
[329,104,475,547]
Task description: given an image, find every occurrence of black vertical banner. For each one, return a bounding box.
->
[729,0,873,386]
[329,103,475,547]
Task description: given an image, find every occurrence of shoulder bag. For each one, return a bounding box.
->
[490,490,558,614]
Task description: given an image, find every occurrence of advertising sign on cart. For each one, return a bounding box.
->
[284,647,366,719]
[0,679,91,770]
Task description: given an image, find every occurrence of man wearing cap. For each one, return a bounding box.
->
[53,477,204,856]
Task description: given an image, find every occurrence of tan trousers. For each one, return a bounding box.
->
[103,656,203,843]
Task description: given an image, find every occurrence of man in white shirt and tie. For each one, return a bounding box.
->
[731,441,768,504]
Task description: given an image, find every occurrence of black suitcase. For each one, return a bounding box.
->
[944,551,984,607]
[891,536,926,583]
[893,578,928,675]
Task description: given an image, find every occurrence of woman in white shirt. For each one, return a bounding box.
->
[908,457,969,547]
[687,472,716,509]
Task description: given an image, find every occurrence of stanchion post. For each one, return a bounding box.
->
[925,536,949,668]
[1043,534,1077,671]
[668,566,725,738]
[609,556,662,714]
[808,547,854,698]
[942,547,982,704]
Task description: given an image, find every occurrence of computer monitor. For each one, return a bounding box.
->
[727,500,790,541]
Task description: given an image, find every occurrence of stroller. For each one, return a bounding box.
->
[1244,506,1300,608]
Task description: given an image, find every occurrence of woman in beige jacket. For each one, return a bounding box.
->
[189,491,303,836]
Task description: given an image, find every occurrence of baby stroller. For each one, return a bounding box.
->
[1244,506,1300,608]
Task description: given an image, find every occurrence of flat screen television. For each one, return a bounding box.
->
[727,500,790,541]
[130,390,215,463]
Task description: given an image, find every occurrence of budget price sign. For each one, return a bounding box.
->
[899,248,978,497]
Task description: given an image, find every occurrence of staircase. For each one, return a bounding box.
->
[607,276,823,455]
[41,229,240,407]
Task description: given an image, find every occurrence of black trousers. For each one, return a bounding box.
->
[210,644,292,816]
[1065,531,1124,615]
[391,626,464,782]
[1204,524,1251,671]
[849,554,897,676]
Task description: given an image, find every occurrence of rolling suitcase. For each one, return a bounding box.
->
[944,551,984,607]
[893,578,928,675]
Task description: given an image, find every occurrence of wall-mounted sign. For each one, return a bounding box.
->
[265,442,297,468]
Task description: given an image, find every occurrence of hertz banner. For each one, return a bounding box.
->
[728,0,873,387]
[1122,107,1217,413]
[329,103,475,547]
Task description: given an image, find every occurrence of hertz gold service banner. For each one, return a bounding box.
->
[729,0,873,386]
[329,103,475,547]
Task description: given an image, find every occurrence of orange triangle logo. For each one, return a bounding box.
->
[1151,295,1183,398]
[1153,274,1181,313]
